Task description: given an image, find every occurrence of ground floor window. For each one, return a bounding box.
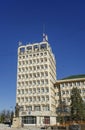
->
[22,116,36,124]
[43,116,50,124]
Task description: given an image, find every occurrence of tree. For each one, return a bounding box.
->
[70,87,85,121]
[0,109,13,123]
[15,103,20,117]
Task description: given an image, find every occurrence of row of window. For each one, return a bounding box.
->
[17,87,49,94]
[61,89,85,95]
[60,81,85,87]
[17,96,49,103]
[19,52,48,59]
[20,104,50,111]
[18,58,48,65]
[18,72,48,79]
[18,79,49,87]
[19,43,47,53]
[18,65,48,72]
[56,97,70,104]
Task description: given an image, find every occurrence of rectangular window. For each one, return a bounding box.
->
[34,106,40,111]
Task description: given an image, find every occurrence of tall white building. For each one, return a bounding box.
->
[16,34,57,126]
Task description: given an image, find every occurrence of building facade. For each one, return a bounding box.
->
[16,35,57,126]
[54,76,85,120]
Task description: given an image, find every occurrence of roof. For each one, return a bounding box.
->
[61,74,85,80]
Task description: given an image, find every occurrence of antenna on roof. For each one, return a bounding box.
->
[43,24,45,34]
[18,41,22,46]
[42,24,48,42]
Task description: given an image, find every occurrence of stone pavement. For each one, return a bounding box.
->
[0,124,43,130]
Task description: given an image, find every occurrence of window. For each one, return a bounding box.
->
[61,84,64,87]
[25,98,28,102]
[34,106,40,111]
[26,61,28,64]
[40,53,43,56]
[45,88,49,93]
[45,64,48,69]
[41,58,43,63]
[25,74,28,78]
[77,82,80,86]
[33,88,36,94]
[37,59,39,63]
[18,98,20,102]
[27,46,32,51]
[41,72,44,77]
[22,89,24,94]
[25,82,28,86]
[66,90,69,95]
[22,116,36,124]
[62,91,65,95]
[23,56,25,59]
[45,72,48,76]
[44,52,47,55]
[37,66,40,70]
[62,98,66,103]
[18,90,20,94]
[29,54,32,57]
[41,88,44,93]
[29,74,32,78]
[45,79,48,84]
[40,44,47,49]
[20,106,24,111]
[20,47,25,53]
[26,55,28,58]
[41,96,45,101]
[42,105,49,111]
[37,73,40,77]
[69,82,72,86]
[37,97,40,101]
[41,80,44,85]
[33,54,36,57]
[29,67,32,71]
[33,73,36,78]
[29,81,32,86]
[37,80,40,85]
[34,45,39,51]
[18,75,21,79]
[28,106,32,111]
[19,56,21,59]
[46,96,49,101]
[18,68,21,72]
[29,60,32,64]
[37,53,39,56]
[33,81,36,86]
[29,89,32,94]
[37,88,40,93]
[33,59,36,64]
[33,66,36,70]
[21,98,24,102]
[25,89,28,94]
[44,117,50,124]
[44,58,47,62]
[29,97,32,102]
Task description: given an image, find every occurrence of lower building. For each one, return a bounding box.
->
[54,75,85,122]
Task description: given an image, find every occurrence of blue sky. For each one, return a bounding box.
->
[0,0,85,111]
